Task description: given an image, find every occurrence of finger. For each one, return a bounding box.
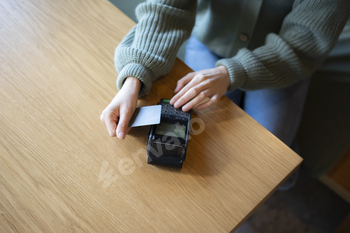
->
[175,82,208,111]
[101,110,118,136]
[170,73,196,105]
[182,90,209,112]
[171,78,202,108]
[174,79,211,109]
[105,117,118,137]
[174,72,196,93]
[116,107,134,139]
[196,95,220,110]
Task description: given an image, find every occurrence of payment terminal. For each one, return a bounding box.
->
[147,99,191,168]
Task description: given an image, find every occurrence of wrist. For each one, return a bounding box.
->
[216,66,230,89]
[123,76,142,94]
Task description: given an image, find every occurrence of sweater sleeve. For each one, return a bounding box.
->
[115,0,196,97]
[216,0,350,91]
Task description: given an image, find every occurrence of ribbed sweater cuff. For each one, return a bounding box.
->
[215,59,247,91]
[116,63,153,97]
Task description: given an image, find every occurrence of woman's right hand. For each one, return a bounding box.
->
[100,76,141,139]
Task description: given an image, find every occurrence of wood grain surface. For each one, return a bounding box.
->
[320,148,350,204]
[327,148,350,193]
[0,0,302,232]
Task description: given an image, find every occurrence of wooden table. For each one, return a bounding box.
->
[0,0,302,232]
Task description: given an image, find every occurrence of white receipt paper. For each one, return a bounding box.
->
[129,105,162,127]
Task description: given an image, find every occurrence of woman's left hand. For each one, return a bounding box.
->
[170,66,230,112]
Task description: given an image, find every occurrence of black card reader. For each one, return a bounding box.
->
[147,99,191,168]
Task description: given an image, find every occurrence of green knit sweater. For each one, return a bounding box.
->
[115,0,350,96]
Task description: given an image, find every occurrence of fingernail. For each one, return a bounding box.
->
[174,86,178,93]
[118,131,125,139]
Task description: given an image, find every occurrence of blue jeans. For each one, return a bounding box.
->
[185,36,311,189]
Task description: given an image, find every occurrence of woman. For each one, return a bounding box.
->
[100,0,350,178]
